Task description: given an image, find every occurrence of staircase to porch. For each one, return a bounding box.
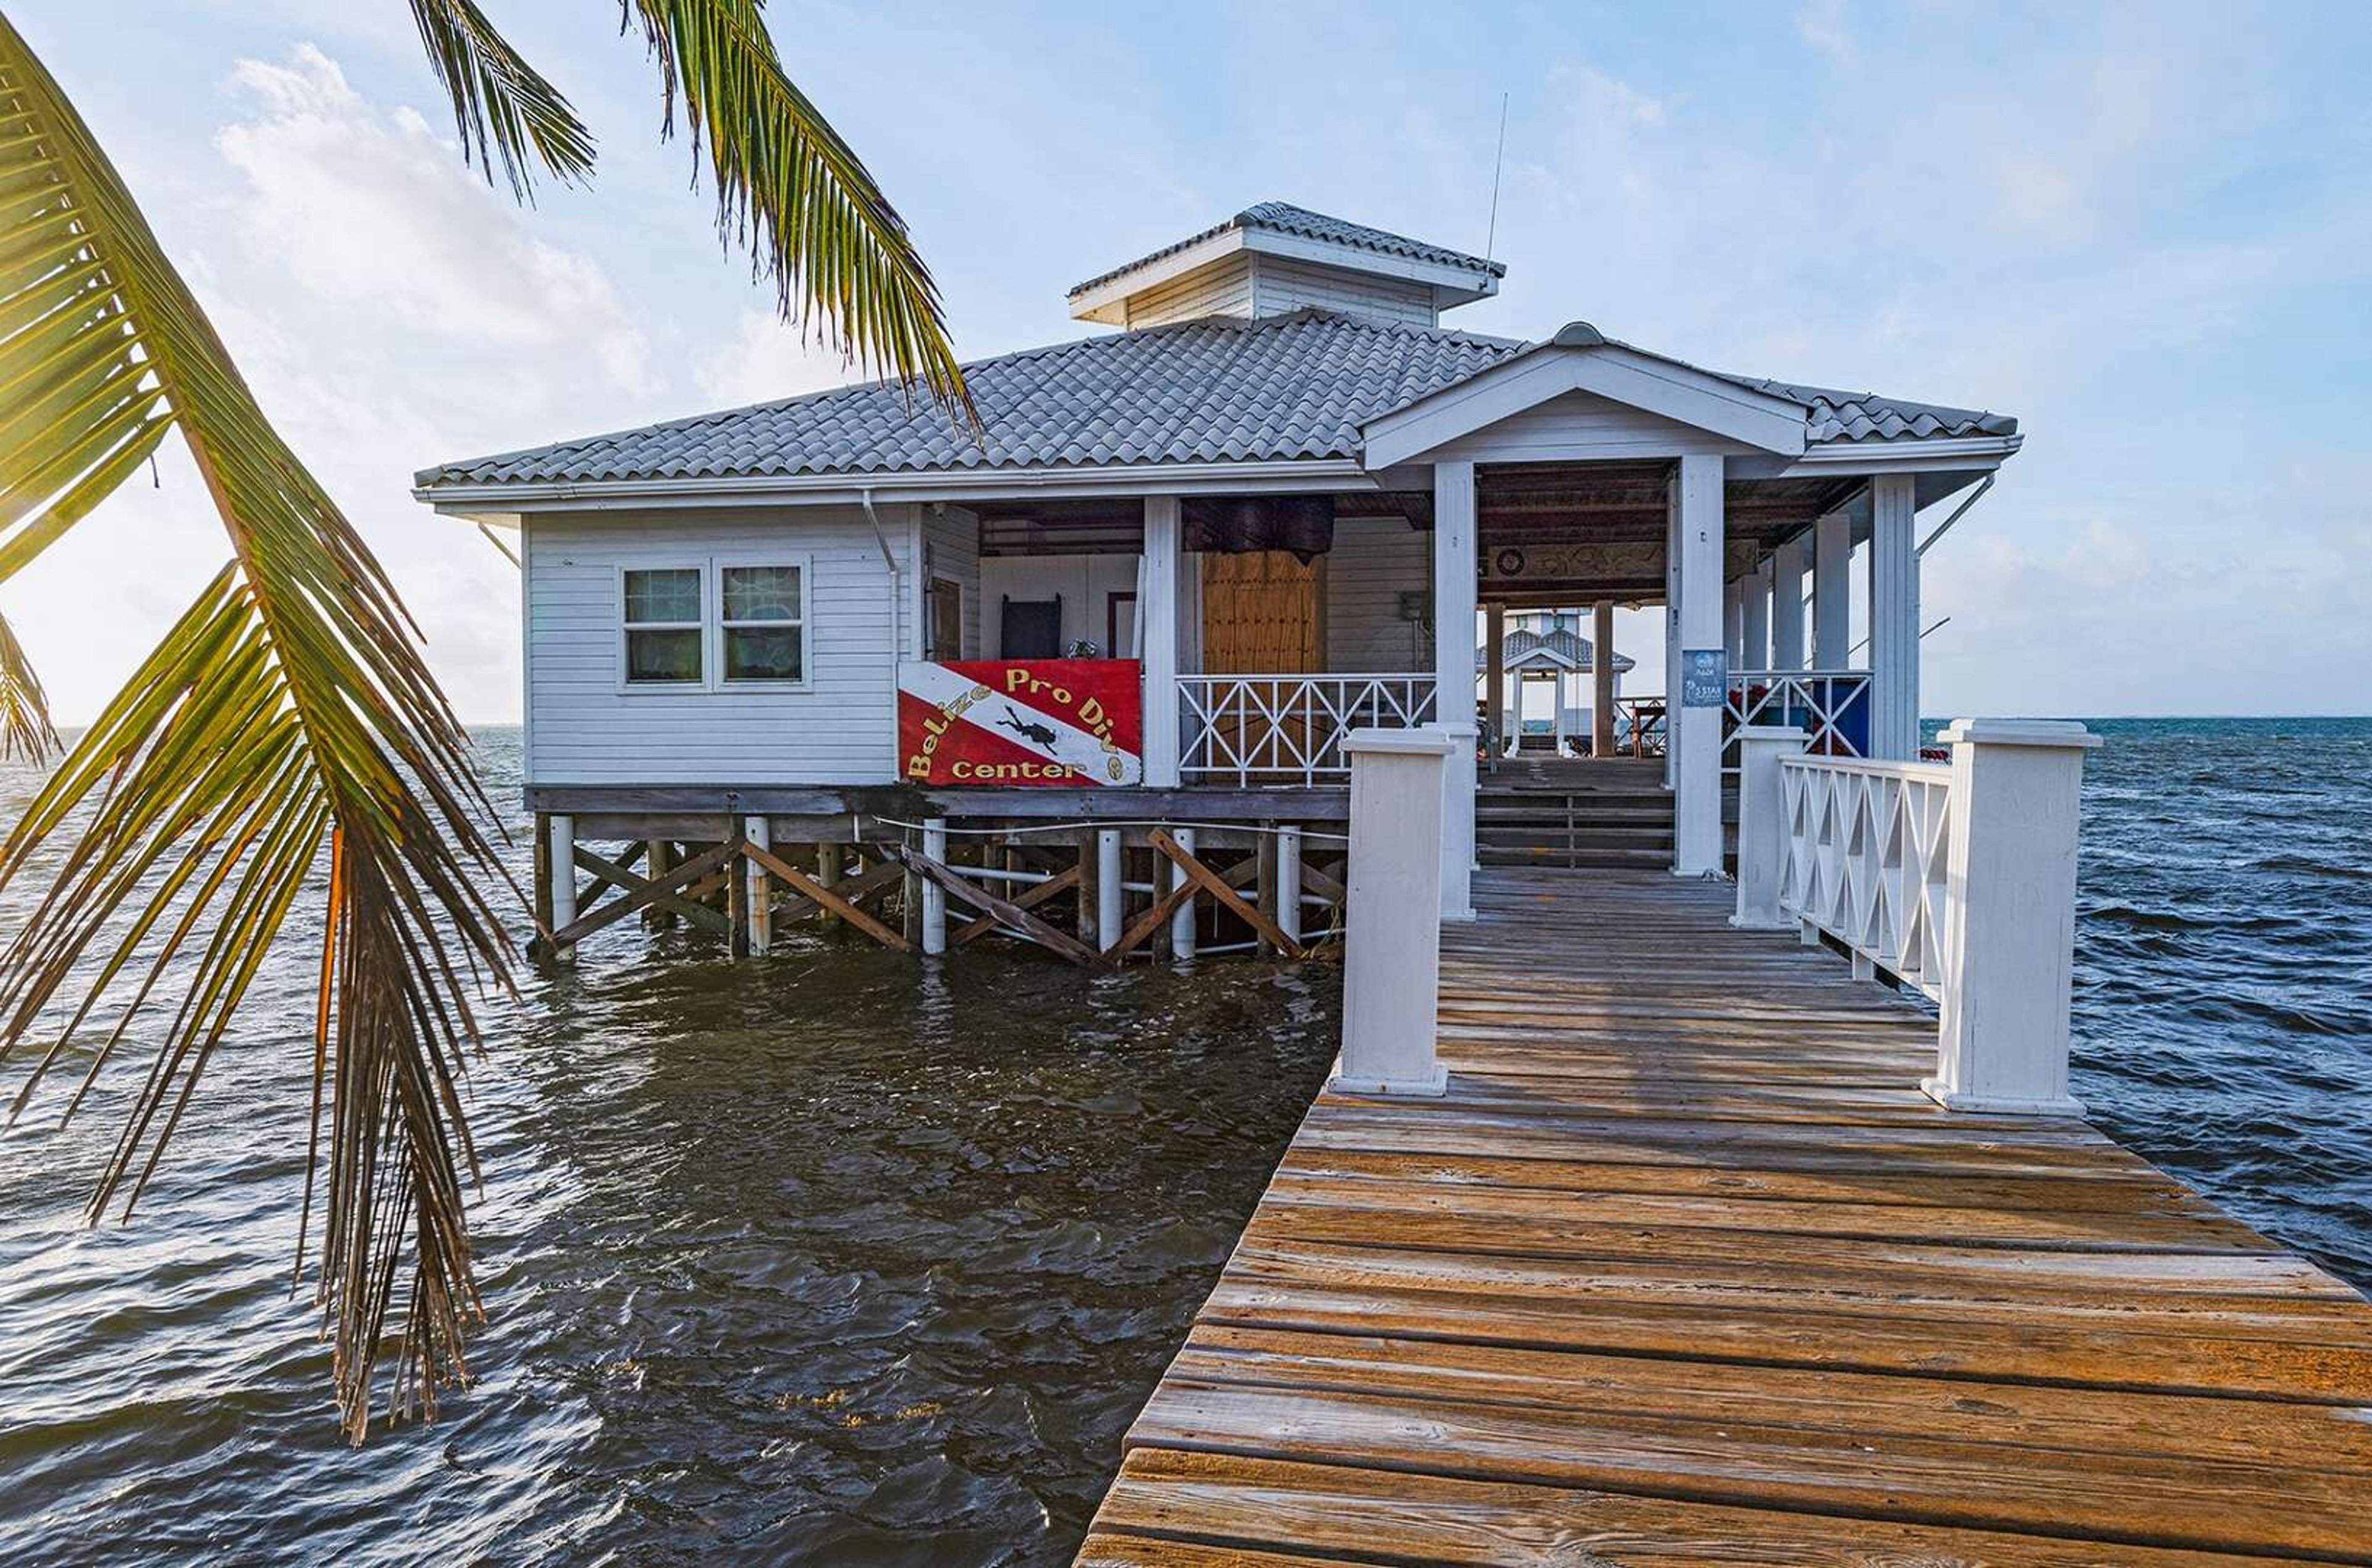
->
[1476,757,1673,871]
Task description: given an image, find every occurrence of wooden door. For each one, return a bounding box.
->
[1201,550,1321,673]
[1200,551,1323,779]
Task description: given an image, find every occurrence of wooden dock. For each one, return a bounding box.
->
[1080,868,2372,1565]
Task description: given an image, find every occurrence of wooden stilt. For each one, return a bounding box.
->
[744,816,772,955]
[1097,829,1124,952]
[1168,826,1197,961]
[727,839,750,958]
[1256,826,1280,954]
[547,813,577,965]
[817,842,843,930]
[920,819,948,956]
[645,839,676,929]
[1278,826,1303,947]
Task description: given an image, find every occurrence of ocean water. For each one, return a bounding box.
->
[1,717,2367,1564]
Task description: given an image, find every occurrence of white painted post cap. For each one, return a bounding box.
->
[1941,718,2101,749]
[1343,727,1458,758]
[1735,724,1810,742]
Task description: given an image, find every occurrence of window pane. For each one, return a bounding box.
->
[626,627,702,682]
[724,626,802,682]
[625,568,700,624]
[722,564,800,623]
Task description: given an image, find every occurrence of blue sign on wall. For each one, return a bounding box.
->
[1680,648,1728,708]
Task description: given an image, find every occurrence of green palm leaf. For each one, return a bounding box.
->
[623,0,973,416]
[408,0,597,198]
[0,609,56,759]
[0,16,513,1442]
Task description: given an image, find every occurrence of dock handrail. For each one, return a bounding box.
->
[1746,719,2102,1117]
[1179,673,1438,786]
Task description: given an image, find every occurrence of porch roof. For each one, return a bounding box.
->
[1475,627,1636,674]
[416,313,2017,496]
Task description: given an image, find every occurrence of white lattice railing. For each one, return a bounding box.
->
[1777,755,1953,1000]
[1180,674,1439,786]
[1723,669,1872,777]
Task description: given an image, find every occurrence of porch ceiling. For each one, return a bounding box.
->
[1477,461,1865,606]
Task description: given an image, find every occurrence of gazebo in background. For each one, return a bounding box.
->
[1477,611,1636,754]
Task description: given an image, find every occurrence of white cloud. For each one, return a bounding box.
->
[213,46,647,388]
[1796,0,1857,66]
[692,310,865,409]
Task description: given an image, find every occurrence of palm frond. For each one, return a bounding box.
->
[408,0,597,199]
[622,0,973,419]
[0,609,56,759]
[0,17,513,1441]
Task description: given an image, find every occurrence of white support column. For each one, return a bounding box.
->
[1924,720,2101,1117]
[1552,681,1569,751]
[1140,496,1182,786]
[1095,828,1123,951]
[1276,826,1303,945]
[1168,825,1198,960]
[1730,727,1805,929]
[1770,536,1807,672]
[1592,599,1617,757]
[1742,559,1772,672]
[1484,601,1506,758]
[1432,459,1479,922]
[920,818,948,956]
[1335,729,1453,1097]
[546,813,577,964]
[1812,509,1851,669]
[1673,455,1726,876]
[1723,577,1745,665]
[744,815,772,956]
[1868,474,1920,759]
[1663,493,1683,790]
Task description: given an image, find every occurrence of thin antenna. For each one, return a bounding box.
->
[1484,93,1510,258]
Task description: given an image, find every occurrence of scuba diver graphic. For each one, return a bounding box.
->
[998,705,1061,752]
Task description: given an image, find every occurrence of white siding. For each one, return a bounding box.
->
[978,551,1140,656]
[1251,256,1436,328]
[922,505,981,658]
[1424,388,1757,464]
[1122,254,1254,327]
[1326,518,1431,672]
[524,506,911,786]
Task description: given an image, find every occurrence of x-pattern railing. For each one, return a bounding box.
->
[1778,755,1953,1001]
[1180,674,1439,786]
[1724,669,1872,778]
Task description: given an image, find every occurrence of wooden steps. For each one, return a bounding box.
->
[1080,868,2372,1566]
[1477,758,1674,871]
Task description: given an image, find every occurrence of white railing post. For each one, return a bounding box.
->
[1436,721,1477,922]
[1924,719,2100,1117]
[1337,729,1453,1097]
[1731,726,1805,929]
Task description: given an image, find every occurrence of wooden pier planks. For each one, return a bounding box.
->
[1081,868,2372,1565]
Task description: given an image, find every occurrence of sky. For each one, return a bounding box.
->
[9,0,2371,723]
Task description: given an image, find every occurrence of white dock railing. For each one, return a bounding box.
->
[1722,669,1872,777]
[1736,719,2102,1117]
[1179,674,1438,786]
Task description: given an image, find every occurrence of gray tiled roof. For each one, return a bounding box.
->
[418,309,1522,488]
[1475,627,1636,674]
[1069,201,1506,300]
[1720,376,2019,445]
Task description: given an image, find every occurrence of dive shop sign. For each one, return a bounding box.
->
[896,660,1145,786]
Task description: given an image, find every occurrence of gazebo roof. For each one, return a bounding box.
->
[1476,627,1636,674]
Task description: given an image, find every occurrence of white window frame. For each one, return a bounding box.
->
[711,551,815,691]
[617,561,707,691]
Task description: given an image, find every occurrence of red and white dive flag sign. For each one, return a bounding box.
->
[898,659,1144,787]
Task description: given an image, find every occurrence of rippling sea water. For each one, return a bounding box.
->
[1,718,2367,1564]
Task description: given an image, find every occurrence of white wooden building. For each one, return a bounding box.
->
[417,201,2019,916]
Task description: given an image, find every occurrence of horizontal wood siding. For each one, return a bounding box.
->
[1253,256,1435,328]
[1326,517,1430,672]
[524,506,908,786]
[1426,388,1759,464]
[1123,254,1255,327]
